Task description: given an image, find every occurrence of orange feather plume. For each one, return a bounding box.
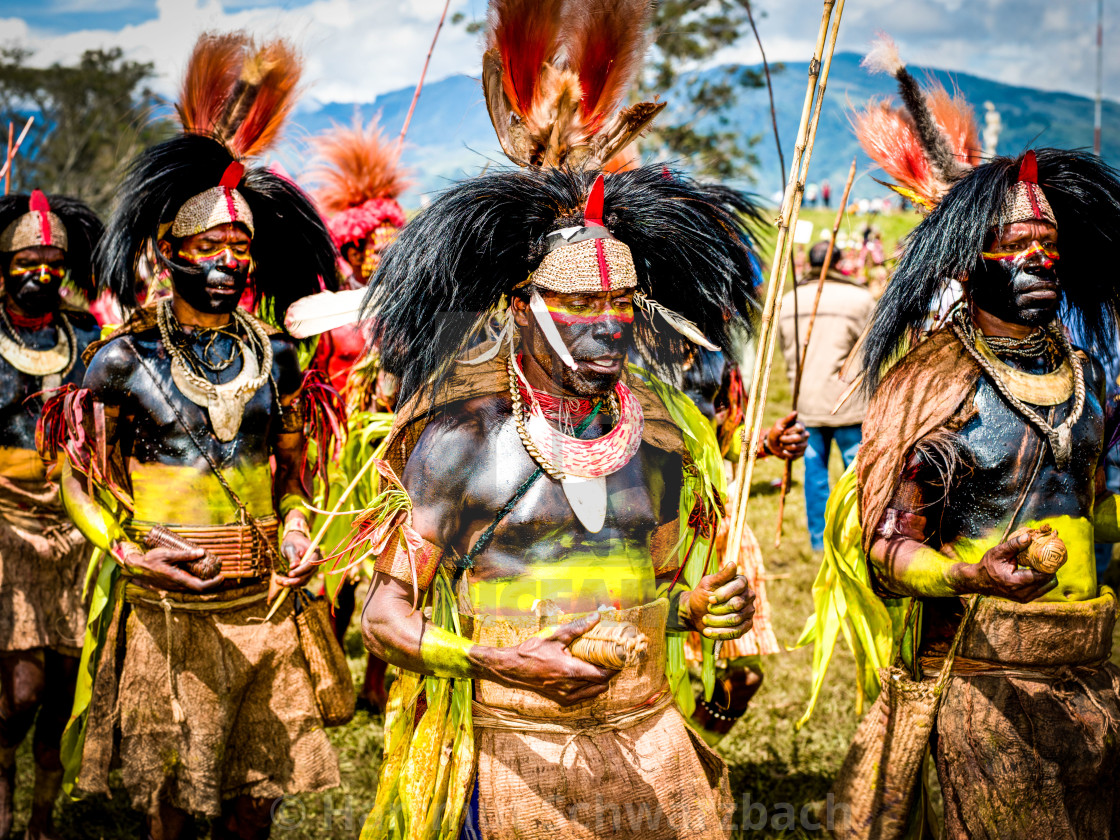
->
[176,31,301,159]
[310,117,410,213]
[566,0,652,131]
[487,0,565,117]
[482,0,661,169]
[926,84,983,169]
[853,102,940,209]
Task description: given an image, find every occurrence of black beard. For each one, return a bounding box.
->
[969,258,1062,328]
[170,261,249,315]
[4,273,60,317]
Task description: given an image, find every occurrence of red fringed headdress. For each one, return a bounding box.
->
[308,117,410,251]
[482,0,665,169]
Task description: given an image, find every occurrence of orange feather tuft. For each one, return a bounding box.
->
[853,102,941,207]
[177,32,248,135]
[487,0,565,117]
[926,83,983,169]
[566,0,652,131]
[224,39,302,158]
[309,117,410,214]
[176,31,301,159]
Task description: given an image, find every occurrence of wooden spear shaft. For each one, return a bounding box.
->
[772,156,856,547]
[4,124,12,196]
[0,117,36,185]
[396,0,453,153]
[725,0,847,584]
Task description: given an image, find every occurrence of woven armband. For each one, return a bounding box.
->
[374,533,444,592]
[651,518,681,576]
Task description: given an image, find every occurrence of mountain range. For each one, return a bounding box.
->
[283,52,1120,205]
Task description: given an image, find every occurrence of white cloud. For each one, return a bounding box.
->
[4,0,485,104]
[4,0,1118,107]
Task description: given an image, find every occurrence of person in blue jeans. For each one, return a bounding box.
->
[779,241,875,550]
[803,425,863,549]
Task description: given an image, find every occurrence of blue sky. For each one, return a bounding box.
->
[0,0,1117,105]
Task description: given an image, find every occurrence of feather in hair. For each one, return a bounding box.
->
[634,292,720,351]
[861,32,903,77]
[177,31,300,159]
[853,102,940,207]
[367,165,759,404]
[529,289,578,369]
[864,149,1120,392]
[487,0,565,117]
[176,32,247,136]
[285,289,367,339]
[566,0,653,131]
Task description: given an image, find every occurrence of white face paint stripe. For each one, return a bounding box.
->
[529,289,578,370]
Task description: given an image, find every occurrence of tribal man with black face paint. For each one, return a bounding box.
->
[38,34,345,840]
[351,3,766,837]
[806,39,1120,839]
[0,190,102,840]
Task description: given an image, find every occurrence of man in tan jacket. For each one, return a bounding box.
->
[779,240,875,550]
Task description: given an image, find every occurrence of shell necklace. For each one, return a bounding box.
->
[0,303,74,390]
[157,299,273,442]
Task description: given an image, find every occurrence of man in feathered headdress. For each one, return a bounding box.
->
[806,36,1120,839]
[0,190,102,840]
[39,33,345,839]
[350,2,770,837]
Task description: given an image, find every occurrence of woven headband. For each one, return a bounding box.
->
[0,190,68,252]
[996,151,1057,229]
[169,161,255,238]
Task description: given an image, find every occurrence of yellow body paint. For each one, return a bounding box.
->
[60,459,126,551]
[468,549,658,616]
[0,446,47,481]
[417,624,477,679]
[948,514,1097,601]
[129,460,273,525]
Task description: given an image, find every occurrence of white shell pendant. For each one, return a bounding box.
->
[562,475,608,533]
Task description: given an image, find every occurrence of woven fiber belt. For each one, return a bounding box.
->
[126,516,279,580]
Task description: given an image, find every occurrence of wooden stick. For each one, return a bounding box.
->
[725,0,846,588]
[0,117,35,184]
[396,0,453,153]
[772,157,856,547]
[4,124,12,195]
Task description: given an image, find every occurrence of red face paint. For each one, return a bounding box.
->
[981,242,1060,270]
[9,264,67,285]
[544,300,635,326]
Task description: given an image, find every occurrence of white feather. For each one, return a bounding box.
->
[861,32,903,77]
[284,289,368,339]
[634,293,720,351]
[529,290,578,370]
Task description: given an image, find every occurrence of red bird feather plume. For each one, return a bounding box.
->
[176,31,301,159]
[483,0,663,169]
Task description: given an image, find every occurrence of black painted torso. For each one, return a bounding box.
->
[0,311,101,450]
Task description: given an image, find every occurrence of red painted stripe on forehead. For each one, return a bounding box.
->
[223,187,238,224]
[595,238,610,291]
[547,310,636,326]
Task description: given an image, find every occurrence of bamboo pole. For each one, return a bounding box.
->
[4,124,12,195]
[723,0,847,606]
[396,0,453,154]
[0,117,35,185]
[772,156,856,546]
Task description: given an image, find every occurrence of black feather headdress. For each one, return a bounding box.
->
[368,164,761,404]
[97,32,337,322]
[99,133,336,318]
[863,148,1120,391]
[0,192,104,300]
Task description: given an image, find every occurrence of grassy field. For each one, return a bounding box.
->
[12,208,1119,837]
